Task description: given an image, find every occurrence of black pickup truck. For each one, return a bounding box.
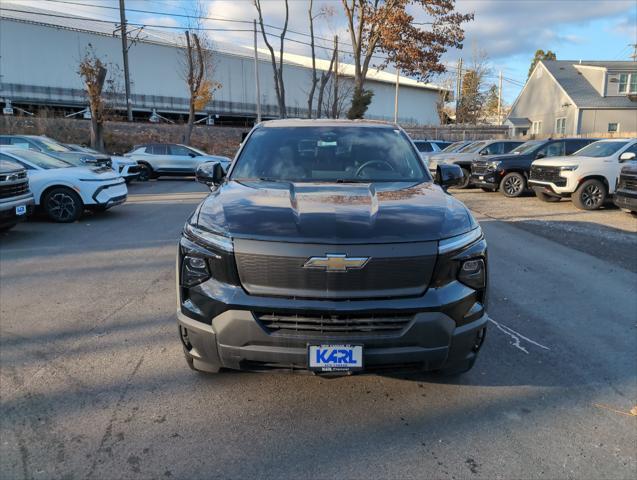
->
[177,120,488,377]
[614,162,637,213]
[471,138,596,197]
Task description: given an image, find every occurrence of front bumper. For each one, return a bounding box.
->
[90,181,128,207]
[177,236,489,374]
[0,193,35,227]
[470,172,499,189]
[613,190,637,211]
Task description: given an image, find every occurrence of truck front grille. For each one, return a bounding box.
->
[471,163,489,175]
[0,181,29,199]
[256,312,413,336]
[530,165,566,186]
[618,175,637,191]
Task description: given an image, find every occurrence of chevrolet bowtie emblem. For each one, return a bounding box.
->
[303,254,370,272]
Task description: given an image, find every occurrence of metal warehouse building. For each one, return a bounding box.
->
[0,6,446,125]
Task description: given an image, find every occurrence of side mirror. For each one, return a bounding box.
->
[435,164,464,190]
[196,161,225,186]
[188,152,197,158]
[536,152,546,159]
[619,152,636,162]
[479,149,488,155]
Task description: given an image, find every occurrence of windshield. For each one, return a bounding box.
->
[36,137,73,153]
[458,141,487,153]
[574,141,629,158]
[442,141,466,152]
[231,126,428,183]
[511,141,543,155]
[6,149,72,169]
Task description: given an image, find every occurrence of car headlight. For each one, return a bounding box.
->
[487,161,500,171]
[181,255,211,287]
[560,165,578,171]
[183,223,233,252]
[458,258,486,289]
[438,226,482,255]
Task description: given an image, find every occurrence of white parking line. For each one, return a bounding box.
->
[488,316,551,354]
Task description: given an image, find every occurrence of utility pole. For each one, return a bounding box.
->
[331,35,338,119]
[118,0,133,122]
[394,68,400,124]
[498,70,503,125]
[253,20,261,123]
[630,43,637,61]
[456,58,463,123]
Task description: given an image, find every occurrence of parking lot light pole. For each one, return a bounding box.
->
[394,68,399,124]
[254,20,261,124]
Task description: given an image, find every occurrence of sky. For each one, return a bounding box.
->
[4,0,637,103]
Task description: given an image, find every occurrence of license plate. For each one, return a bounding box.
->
[308,345,363,372]
[15,205,26,216]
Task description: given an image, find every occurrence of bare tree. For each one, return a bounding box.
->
[321,74,354,119]
[180,1,221,145]
[306,0,320,118]
[316,42,338,118]
[254,0,289,118]
[78,47,107,151]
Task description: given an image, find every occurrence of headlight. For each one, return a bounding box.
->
[458,258,486,289]
[183,223,233,252]
[181,255,210,287]
[438,227,482,254]
[560,165,578,171]
[487,161,500,171]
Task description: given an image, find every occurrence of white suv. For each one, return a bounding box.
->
[529,139,637,210]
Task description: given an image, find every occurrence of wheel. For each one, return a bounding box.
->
[573,179,606,210]
[457,167,471,189]
[535,190,561,202]
[137,163,153,182]
[43,187,83,223]
[500,172,526,197]
[480,187,494,192]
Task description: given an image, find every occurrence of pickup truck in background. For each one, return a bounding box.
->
[0,159,35,231]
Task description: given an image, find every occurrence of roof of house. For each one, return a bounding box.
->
[542,60,637,109]
[506,117,531,127]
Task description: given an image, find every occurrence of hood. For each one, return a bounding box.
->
[0,159,25,174]
[201,155,231,164]
[196,180,476,244]
[58,166,121,181]
[111,155,136,166]
[474,153,521,164]
[533,155,586,167]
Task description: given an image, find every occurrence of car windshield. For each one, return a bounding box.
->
[5,149,72,169]
[231,126,428,183]
[574,141,630,158]
[511,141,543,155]
[442,141,466,152]
[459,141,487,153]
[36,137,73,152]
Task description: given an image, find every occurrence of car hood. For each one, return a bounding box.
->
[196,180,476,244]
[533,155,591,167]
[474,153,524,164]
[200,155,231,164]
[111,155,136,166]
[36,166,121,181]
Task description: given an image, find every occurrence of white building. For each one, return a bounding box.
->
[0,5,447,125]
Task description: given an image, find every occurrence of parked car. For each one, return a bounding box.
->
[419,140,471,167]
[529,139,637,210]
[613,162,637,213]
[0,135,112,168]
[177,119,487,376]
[470,138,596,197]
[125,143,231,181]
[0,159,35,231]
[430,139,525,188]
[66,144,140,183]
[0,147,127,222]
[412,140,452,154]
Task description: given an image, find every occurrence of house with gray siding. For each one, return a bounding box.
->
[506,60,637,137]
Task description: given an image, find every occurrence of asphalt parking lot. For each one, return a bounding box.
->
[1,180,636,479]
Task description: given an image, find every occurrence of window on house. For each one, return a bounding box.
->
[531,121,542,135]
[608,123,619,133]
[618,73,637,94]
[555,117,566,135]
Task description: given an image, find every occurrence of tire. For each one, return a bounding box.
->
[573,179,607,210]
[535,190,561,202]
[457,167,471,189]
[43,187,83,223]
[137,163,153,182]
[500,172,526,197]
